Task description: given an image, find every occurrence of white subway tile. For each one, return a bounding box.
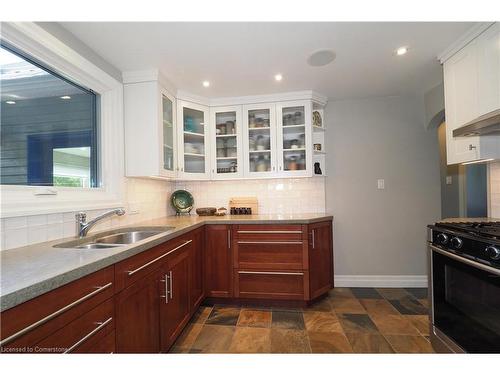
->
[5,227,28,249]
[47,213,63,224]
[4,216,28,230]
[27,215,47,227]
[27,225,48,245]
[47,224,63,241]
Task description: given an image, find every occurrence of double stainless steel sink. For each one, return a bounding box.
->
[53,226,175,249]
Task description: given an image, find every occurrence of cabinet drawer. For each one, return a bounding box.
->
[114,235,193,291]
[1,266,114,350]
[36,298,114,353]
[234,224,305,241]
[234,240,306,270]
[234,270,308,300]
[75,331,115,353]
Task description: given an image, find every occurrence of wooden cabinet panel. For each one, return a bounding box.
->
[308,221,333,299]
[234,270,308,300]
[114,236,193,291]
[36,298,114,354]
[234,240,306,270]
[115,269,162,353]
[235,224,304,241]
[1,266,114,351]
[159,245,190,351]
[205,225,233,298]
[75,331,115,354]
[189,227,205,311]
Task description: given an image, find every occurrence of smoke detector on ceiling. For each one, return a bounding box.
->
[307,49,336,67]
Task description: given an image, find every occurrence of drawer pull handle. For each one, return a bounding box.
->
[237,230,303,234]
[237,241,303,245]
[238,271,304,276]
[311,229,315,249]
[64,317,113,353]
[127,240,192,276]
[0,282,113,346]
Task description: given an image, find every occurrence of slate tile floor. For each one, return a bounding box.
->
[170,287,434,354]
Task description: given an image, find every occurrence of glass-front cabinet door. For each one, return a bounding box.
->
[177,100,210,179]
[161,90,175,176]
[210,106,243,179]
[242,103,276,177]
[276,101,312,177]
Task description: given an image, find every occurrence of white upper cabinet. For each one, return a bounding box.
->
[242,103,277,178]
[124,80,177,178]
[210,106,243,179]
[276,101,313,177]
[177,100,210,179]
[443,22,500,165]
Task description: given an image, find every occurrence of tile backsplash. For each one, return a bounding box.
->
[490,161,500,218]
[1,177,326,251]
[0,177,175,251]
[174,177,326,215]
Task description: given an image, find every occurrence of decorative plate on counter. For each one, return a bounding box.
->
[171,190,194,215]
[312,110,322,127]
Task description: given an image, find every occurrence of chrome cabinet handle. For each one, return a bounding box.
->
[64,317,113,353]
[0,282,113,346]
[127,240,192,276]
[469,144,476,151]
[228,229,231,249]
[238,271,304,276]
[160,275,169,304]
[237,241,303,245]
[311,229,315,249]
[169,271,173,300]
[237,230,302,234]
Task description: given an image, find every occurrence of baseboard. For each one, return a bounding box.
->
[334,275,428,288]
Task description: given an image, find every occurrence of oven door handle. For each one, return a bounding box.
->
[429,244,500,276]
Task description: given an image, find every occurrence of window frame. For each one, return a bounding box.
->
[0,22,125,218]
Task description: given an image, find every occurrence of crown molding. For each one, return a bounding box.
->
[438,22,495,64]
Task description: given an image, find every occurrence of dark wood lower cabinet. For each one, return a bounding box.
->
[115,268,162,353]
[159,245,190,351]
[308,221,334,299]
[205,225,232,298]
[1,220,333,354]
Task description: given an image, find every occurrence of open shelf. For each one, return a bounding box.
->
[216,156,237,160]
[216,134,237,138]
[283,148,306,152]
[248,127,271,131]
[184,131,204,138]
[249,149,271,153]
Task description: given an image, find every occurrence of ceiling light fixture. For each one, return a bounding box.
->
[202,81,210,88]
[274,74,283,81]
[60,95,71,100]
[307,49,336,67]
[5,100,16,104]
[396,46,409,56]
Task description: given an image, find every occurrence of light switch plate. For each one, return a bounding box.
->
[446,176,453,185]
[377,179,385,190]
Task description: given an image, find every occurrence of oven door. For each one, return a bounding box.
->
[430,245,500,353]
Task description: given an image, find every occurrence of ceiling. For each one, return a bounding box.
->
[59,22,476,100]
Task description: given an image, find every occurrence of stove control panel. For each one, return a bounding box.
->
[431,229,500,268]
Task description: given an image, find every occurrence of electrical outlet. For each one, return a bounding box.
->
[446,176,453,185]
[377,179,385,190]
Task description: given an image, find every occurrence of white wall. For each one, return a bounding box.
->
[490,161,500,218]
[326,95,441,286]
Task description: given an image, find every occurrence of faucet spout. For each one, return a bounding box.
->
[76,208,126,237]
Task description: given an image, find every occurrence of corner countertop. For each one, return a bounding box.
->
[0,213,333,312]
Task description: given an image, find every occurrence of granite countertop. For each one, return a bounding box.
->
[437,217,500,223]
[0,213,333,311]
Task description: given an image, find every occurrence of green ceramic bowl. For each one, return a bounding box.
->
[171,190,194,214]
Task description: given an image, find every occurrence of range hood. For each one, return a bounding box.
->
[453,109,500,137]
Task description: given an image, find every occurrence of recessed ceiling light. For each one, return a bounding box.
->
[202,81,210,88]
[5,100,16,104]
[307,49,336,67]
[60,95,71,100]
[396,46,409,56]
[274,74,283,81]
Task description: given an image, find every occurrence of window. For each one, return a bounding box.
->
[0,43,99,188]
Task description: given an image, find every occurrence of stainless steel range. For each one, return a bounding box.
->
[427,221,500,353]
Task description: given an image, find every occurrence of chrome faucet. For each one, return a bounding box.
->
[76,208,126,237]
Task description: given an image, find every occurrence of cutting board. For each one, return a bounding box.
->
[229,196,258,214]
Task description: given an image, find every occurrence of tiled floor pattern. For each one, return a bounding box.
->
[170,287,433,354]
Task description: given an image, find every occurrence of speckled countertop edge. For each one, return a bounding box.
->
[0,213,333,311]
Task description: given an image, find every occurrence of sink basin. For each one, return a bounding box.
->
[53,226,176,249]
[95,230,167,245]
[75,243,123,250]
